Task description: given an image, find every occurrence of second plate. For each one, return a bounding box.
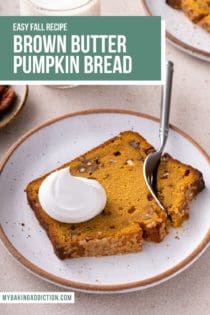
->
[142,0,210,61]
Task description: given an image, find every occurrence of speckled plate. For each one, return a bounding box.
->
[0,85,29,129]
[142,0,210,61]
[0,110,210,294]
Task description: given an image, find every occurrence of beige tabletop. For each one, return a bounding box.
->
[0,1,210,314]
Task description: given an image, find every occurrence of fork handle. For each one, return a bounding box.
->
[159,61,174,152]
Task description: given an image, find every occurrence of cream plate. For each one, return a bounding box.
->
[0,85,29,129]
[0,110,210,294]
[142,0,210,61]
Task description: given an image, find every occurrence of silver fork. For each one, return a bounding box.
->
[143,61,174,210]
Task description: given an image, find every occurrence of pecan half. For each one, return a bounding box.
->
[0,86,16,113]
[0,85,6,94]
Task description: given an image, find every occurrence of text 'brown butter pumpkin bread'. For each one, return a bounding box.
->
[26,131,204,259]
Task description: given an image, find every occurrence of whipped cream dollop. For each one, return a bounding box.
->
[38,167,107,223]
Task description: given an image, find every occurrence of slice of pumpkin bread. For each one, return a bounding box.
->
[199,14,210,32]
[166,0,182,10]
[26,131,204,259]
[167,0,210,32]
[181,0,210,23]
[157,153,204,227]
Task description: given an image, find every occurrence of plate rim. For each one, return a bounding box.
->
[142,0,210,60]
[0,108,210,292]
